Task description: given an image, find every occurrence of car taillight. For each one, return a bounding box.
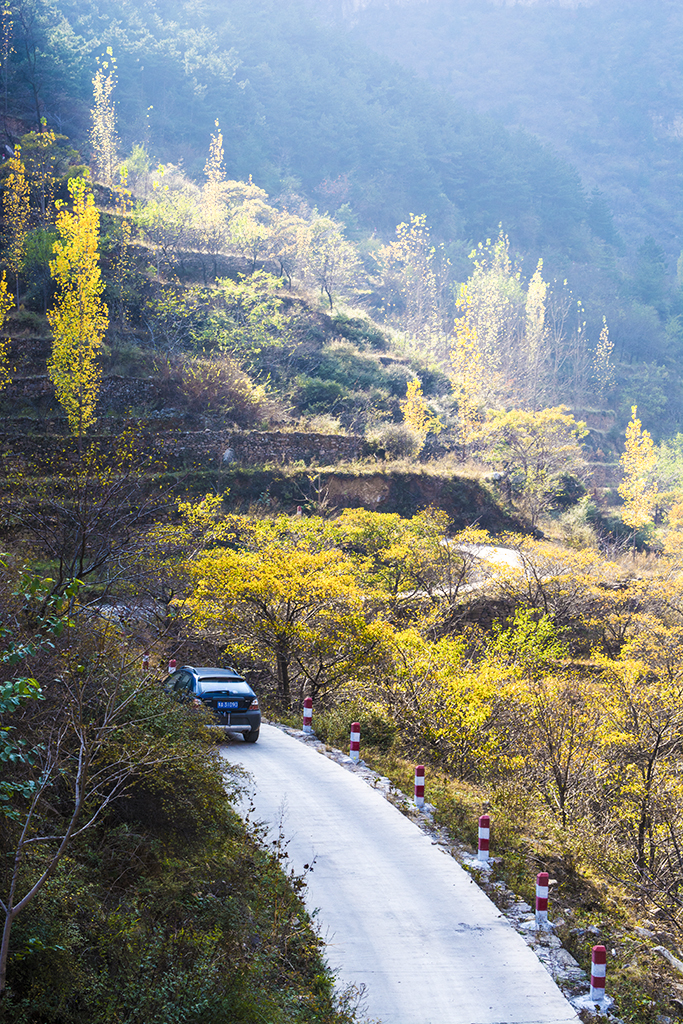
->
[249,698,259,710]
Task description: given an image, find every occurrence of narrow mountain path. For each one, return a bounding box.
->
[221,726,579,1024]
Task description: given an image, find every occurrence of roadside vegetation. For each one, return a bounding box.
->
[262,525,683,1024]
[0,3,682,1021]
[0,566,361,1023]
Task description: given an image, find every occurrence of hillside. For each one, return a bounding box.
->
[3,5,683,1021]
[324,0,683,260]
[1,0,682,441]
[5,0,591,250]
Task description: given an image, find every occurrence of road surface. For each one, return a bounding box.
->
[221,725,579,1024]
[455,542,524,571]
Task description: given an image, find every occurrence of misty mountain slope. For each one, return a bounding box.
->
[326,0,683,258]
[7,0,590,251]
[7,0,683,436]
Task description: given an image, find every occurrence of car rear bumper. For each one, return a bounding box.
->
[210,723,252,733]
[209,711,261,734]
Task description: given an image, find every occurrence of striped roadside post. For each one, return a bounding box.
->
[535,872,549,929]
[168,658,177,674]
[590,945,607,1002]
[414,765,425,810]
[478,814,490,861]
[303,696,313,733]
[349,722,361,763]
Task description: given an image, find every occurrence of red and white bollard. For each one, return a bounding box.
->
[303,696,313,734]
[349,722,360,763]
[590,945,607,1002]
[168,658,177,674]
[142,653,149,671]
[478,814,490,861]
[414,765,425,810]
[535,872,549,929]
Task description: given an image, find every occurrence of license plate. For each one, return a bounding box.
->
[217,700,239,710]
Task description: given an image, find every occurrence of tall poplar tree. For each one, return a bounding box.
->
[3,145,30,301]
[450,229,524,416]
[380,214,441,344]
[618,405,658,556]
[450,283,488,454]
[21,128,59,226]
[90,48,118,185]
[593,316,615,398]
[523,259,549,409]
[200,120,228,270]
[0,271,14,391]
[47,177,108,445]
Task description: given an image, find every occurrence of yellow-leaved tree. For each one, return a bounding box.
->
[402,377,442,454]
[47,177,108,445]
[186,538,384,703]
[450,283,486,454]
[90,48,118,185]
[2,145,30,301]
[450,229,522,412]
[618,405,658,555]
[480,405,588,527]
[0,271,13,391]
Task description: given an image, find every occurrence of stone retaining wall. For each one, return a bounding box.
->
[0,428,367,473]
[153,429,367,468]
[9,374,159,413]
[4,377,620,482]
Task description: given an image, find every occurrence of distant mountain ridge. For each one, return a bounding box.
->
[314,0,682,259]
[332,0,615,15]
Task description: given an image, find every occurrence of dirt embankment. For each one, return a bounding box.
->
[221,467,522,533]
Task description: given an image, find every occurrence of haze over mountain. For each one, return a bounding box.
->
[6,0,594,253]
[315,0,683,260]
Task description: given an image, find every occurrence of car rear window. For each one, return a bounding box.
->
[199,680,251,694]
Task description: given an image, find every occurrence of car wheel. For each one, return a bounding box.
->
[243,728,259,743]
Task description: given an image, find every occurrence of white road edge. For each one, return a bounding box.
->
[221,725,580,1024]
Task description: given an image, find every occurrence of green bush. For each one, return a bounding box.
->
[383,363,414,397]
[330,313,388,352]
[295,375,345,412]
[314,699,397,753]
[547,471,586,511]
[557,496,600,549]
[316,344,389,392]
[367,422,423,459]
[8,309,46,334]
[408,362,452,397]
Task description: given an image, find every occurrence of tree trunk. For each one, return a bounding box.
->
[0,902,16,994]
[276,650,290,700]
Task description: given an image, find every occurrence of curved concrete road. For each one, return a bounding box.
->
[221,725,579,1024]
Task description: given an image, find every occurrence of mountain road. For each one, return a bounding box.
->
[220,725,579,1024]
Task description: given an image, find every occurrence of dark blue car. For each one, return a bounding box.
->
[165,665,261,742]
